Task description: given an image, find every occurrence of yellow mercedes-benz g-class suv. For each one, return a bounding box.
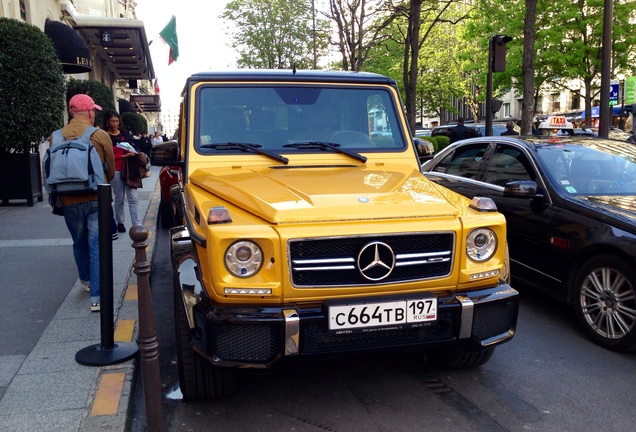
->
[151,70,518,400]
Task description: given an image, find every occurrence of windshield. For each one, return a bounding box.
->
[536,140,636,195]
[195,85,406,154]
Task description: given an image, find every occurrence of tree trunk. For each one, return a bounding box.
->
[404,0,422,136]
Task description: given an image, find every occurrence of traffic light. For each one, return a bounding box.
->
[492,99,503,113]
[492,35,512,72]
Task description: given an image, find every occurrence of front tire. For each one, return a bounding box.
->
[174,279,237,400]
[573,255,636,352]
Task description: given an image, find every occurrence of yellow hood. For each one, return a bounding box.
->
[188,164,461,224]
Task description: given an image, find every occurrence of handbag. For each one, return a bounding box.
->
[122,154,146,189]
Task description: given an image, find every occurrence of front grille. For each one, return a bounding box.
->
[472,300,518,341]
[289,233,454,287]
[301,314,454,354]
[210,324,282,363]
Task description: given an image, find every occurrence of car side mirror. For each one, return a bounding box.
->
[413,137,434,161]
[503,180,539,197]
[150,140,182,167]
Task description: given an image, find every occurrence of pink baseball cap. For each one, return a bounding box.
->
[68,94,102,112]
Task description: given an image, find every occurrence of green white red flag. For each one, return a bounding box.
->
[159,16,179,65]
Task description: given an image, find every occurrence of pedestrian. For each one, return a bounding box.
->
[151,131,163,146]
[48,94,115,312]
[139,131,152,157]
[104,110,140,233]
[501,120,520,136]
[449,117,471,143]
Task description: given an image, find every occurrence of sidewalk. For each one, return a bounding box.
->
[0,166,161,432]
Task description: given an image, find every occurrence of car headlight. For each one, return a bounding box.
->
[466,228,497,262]
[225,241,263,277]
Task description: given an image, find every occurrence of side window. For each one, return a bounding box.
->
[484,145,533,186]
[435,144,489,179]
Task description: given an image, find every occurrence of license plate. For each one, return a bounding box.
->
[328,298,437,332]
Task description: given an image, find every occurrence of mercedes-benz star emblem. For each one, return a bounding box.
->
[357,241,395,281]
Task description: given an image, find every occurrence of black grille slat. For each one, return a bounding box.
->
[289,233,454,287]
[472,301,518,340]
[211,324,281,362]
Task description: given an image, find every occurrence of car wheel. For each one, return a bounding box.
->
[159,198,175,229]
[573,255,636,352]
[174,277,237,400]
[428,347,495,369]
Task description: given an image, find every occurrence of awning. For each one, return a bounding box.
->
[581,106,624,119]
[129,94,161,112]
[73,16,155,81]
[118,98,137,114]
[44,20,92,74]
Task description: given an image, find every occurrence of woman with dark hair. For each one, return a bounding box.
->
[103,110,140,233]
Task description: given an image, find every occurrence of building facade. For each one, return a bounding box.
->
[1,0,161,132]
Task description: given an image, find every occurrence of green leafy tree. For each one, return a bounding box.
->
[222,0,329,69]
[390,0,471,134]
[121,112,147,135]
[465,0,636,127]
[0,18,65,153]
[66,78,116,128]
[326,0,397,72]
[542,0,636,125]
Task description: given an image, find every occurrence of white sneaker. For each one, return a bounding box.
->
[90,302,100,312]
[81,280,90,293]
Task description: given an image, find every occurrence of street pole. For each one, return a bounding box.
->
[486,37,494,137]
[598,0,613,138]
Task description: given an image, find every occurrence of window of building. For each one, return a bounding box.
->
[550,93,560,112]
[503,103,511,118]
[20,0,26,20]
[570,90,581,110]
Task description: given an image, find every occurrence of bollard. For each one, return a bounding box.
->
[76,184,138,366]
[130,223,164,432]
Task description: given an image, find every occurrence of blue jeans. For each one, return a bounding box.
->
[63,200,100,303]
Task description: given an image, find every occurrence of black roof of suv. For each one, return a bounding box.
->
[431,122,510,138]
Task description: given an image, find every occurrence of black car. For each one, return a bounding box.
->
[431,122,511,139]
[422,135,636,351]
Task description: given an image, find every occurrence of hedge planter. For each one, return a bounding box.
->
[0,153,43,206]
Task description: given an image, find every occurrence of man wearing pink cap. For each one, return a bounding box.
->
[49,94,115,312]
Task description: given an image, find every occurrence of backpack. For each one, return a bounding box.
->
[43,126,106,195]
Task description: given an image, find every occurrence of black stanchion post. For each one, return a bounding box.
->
[76,184,138,366]
[130,223,164,431]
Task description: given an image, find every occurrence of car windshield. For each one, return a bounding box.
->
[536,140,636,195]
[195,85,406,155]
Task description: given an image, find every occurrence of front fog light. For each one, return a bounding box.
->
[225,241,263,277]
[466,228,497,262]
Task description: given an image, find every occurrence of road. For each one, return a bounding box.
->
[131,225,636,431]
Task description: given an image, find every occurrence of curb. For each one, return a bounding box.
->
[81,179,161,432]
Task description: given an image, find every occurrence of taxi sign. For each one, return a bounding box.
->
[538,116,574,130]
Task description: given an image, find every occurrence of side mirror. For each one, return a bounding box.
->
[150,140,181,167]
[413,137,435,161]
[503,180,539,197]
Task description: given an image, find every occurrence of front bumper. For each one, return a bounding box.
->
[188,283,519,369]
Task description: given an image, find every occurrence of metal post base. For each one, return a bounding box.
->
[75,342,138,366]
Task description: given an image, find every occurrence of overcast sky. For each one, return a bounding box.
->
[135,0,238,110]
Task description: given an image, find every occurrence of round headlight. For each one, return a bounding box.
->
[466,228,497,262]
[225,241,263,277]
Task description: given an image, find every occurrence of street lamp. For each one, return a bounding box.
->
[486,35,512,136]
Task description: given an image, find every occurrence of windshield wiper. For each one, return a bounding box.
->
[283,142,367,163]
[200,142,288,164]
